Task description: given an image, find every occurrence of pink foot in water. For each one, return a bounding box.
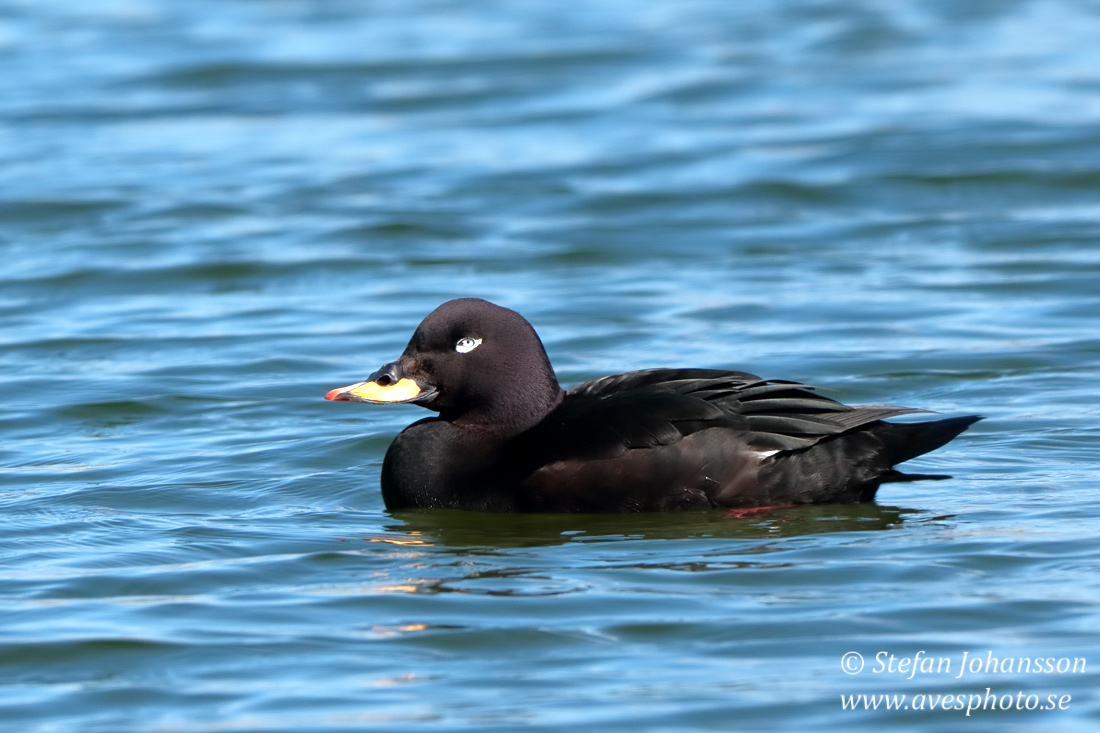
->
[725,505,787,519]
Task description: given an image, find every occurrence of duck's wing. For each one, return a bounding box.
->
[515,369,972,511]
[561,369,928,453]
[566,367,761,398]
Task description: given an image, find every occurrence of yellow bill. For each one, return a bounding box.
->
[325,378,422,403]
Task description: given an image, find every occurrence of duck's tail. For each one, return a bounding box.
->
[879,415,984,471]
[761,414,983,504]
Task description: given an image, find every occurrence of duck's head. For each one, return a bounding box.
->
[325,298,564,430]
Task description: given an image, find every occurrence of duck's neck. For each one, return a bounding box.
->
[447,376,564,435]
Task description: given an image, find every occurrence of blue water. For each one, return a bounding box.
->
[3,1,1100,730]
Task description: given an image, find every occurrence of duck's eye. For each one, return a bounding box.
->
[455,337,482,354]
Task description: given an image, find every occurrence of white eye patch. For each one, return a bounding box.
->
[455,337,482,353]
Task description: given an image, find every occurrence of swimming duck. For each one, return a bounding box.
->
[325,298,980,512]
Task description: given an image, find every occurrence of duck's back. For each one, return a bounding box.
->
[509,369,979,512]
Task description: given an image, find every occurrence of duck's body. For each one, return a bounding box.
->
[326,299,980,513]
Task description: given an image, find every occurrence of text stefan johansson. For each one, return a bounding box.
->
[841,650,1087,679]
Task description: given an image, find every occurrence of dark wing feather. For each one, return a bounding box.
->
[528,389,730,461]
[737,396,841,413]
[551,369,933,457]
[745,413,853,435]
[826,405,931,430]
[567,368,760,398]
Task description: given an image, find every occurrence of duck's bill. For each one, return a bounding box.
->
[325,377,434,404]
